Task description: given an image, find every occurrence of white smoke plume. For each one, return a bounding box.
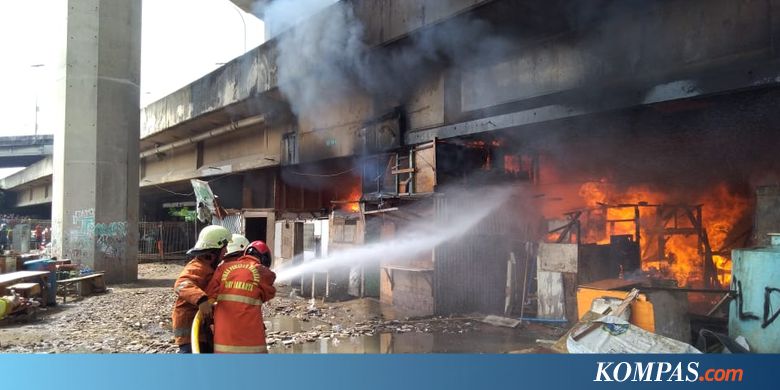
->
[256,0,511,118]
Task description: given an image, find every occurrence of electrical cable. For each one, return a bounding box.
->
[150,170,245,197]
[284,167,358,177]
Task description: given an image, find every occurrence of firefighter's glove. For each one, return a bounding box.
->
[198,299,213,319]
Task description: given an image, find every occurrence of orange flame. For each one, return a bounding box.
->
[346,186,361,213]
[573,182,747,287]
[504,155,523,175]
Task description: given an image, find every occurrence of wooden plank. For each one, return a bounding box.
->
[363,207,400,215]
[572,289,640,341]
[0,271,49,286]
[57,273,105,284]
[537,270,565,320]
[576,287,655,333]
[391,168,416,174]
[413,147,436,193]
[411,141,435,151]
[9,283,41,298]
[562,272,579,323]
[8,283,39,290]
[578,278,643,291]
[381,265,433,272]
[551,310,602,353]
[537,243,578,273]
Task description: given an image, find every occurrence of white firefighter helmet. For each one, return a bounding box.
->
[225,234,250,257]
[189,225,231,254]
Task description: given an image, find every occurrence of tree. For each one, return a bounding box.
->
[168,207,197,222]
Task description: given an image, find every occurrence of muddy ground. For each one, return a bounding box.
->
[0,262,563,353]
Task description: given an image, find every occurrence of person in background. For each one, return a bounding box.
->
[0,293,21,320]
[0,224,8,252]
[207,241,275,353]
[171,225,232,354]
[34,225,43,246]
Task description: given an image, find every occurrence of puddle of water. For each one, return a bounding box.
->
[266,315,324,333]
[267,316,541,354]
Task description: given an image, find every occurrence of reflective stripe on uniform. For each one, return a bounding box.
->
[214,343,267,353]
[173,327,191,337]
[174,280,192,295]
[217,294,262,306]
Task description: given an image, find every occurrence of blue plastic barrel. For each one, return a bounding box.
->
[23,259,58,306]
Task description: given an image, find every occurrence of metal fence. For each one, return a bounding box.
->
[138,221,197,262]
[1,218,196,261]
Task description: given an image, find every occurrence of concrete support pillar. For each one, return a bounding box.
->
[52,0,141,283]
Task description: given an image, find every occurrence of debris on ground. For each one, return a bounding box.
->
[565,315,701,353]
[0,262,562,354]
[264,318,482,349]
[554,289,700,354]
[0,262,180,353]
[481,315,521,328]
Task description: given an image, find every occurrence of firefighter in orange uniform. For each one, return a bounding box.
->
[207,240,275,353]
[172,225,232,354]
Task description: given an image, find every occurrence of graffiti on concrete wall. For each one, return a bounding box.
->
[66,208,128,261]
[95,221,128,259]
[67,208,96,261]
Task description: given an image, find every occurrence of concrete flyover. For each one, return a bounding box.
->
[0,156,53,209]
[141,0,780,178]
[0,135,53,168]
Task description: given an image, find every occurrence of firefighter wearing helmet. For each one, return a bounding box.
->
[223,234,250,262]
[206,240,276,353]
[171,225,232,353]
[245,240,272,267]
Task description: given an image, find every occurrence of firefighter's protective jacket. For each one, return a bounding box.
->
[172,257,215,345]
[207,255,276,353]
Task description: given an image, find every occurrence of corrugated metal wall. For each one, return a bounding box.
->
[433,194,512,315]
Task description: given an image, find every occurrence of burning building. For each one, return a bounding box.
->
[131,0,780,347]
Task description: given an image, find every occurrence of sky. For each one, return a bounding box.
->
[0,0,265,178]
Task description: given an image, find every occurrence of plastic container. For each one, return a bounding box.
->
[23,259,58,306]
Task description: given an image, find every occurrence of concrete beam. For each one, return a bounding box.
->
[8,182,52,208]
[407,62,780,144]
[0,135,53,147]
[141,154,279,187]
[0,135,54,168]
[0,156,53,190]
[0,144,53,158]
[406,0,780,144]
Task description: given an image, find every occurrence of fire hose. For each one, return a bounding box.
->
[191,310,204,354]
[191,300,216,354]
